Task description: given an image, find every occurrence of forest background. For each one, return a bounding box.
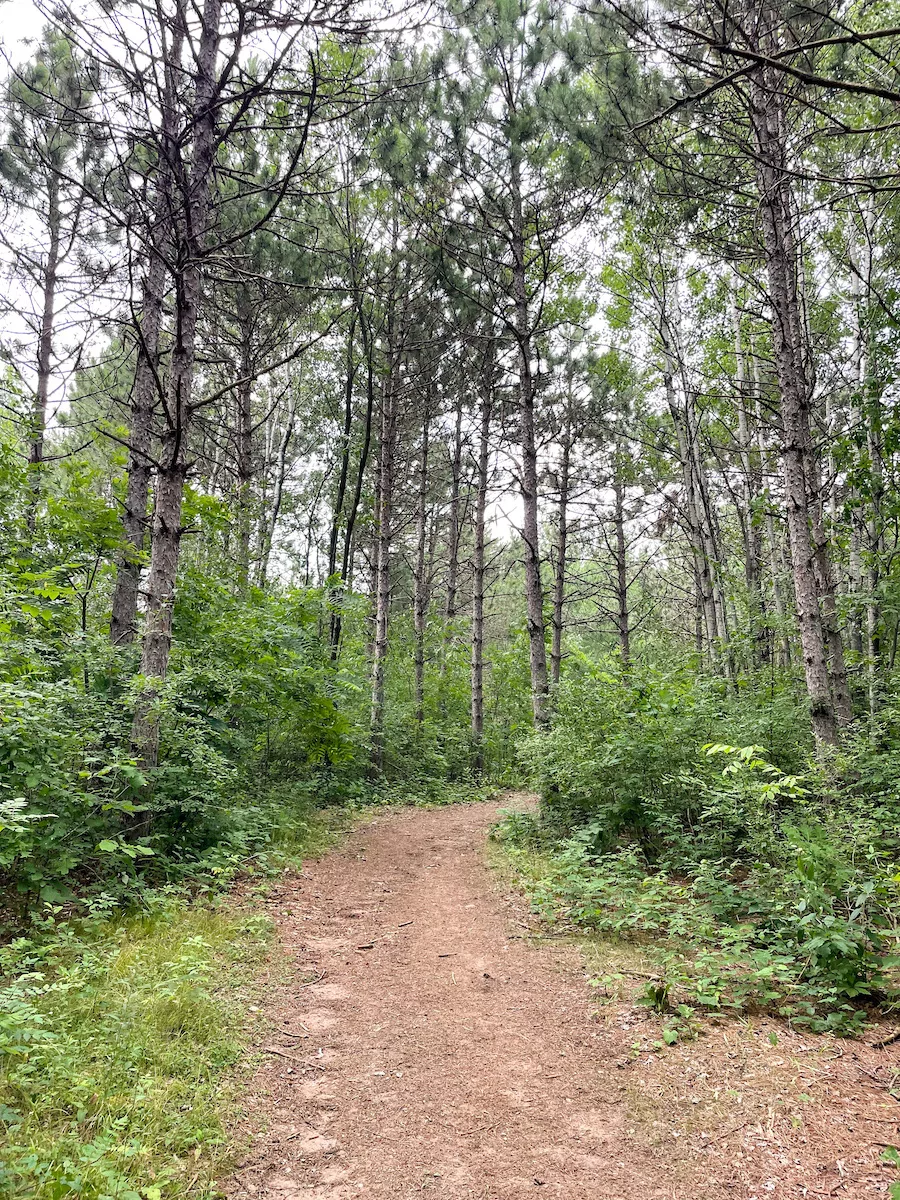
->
[4,0,900,1192]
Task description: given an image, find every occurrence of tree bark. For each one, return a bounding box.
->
[612,457,631,674]
[26,171,61,528]
[257,410,294,587]
[131,0,222,770]
[849,210,882,713]
[549,416,571,693]
[110,10,184,645]
[331,307,374,658]
[659,306,720,659]
[445,393,464,622]
[749,49,838,744]
[732,293,767,663]
[110,247,164,645]
[413,406,430,725]
[471,337,493,774]
[235,288,255,591]
[510,153,549,728]
[370,316,398,775]
[751,348,792,669]
[328,311,357,581]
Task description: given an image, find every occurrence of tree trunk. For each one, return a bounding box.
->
[808,453,853,725]
[440,392,464,685]
[549,422,571,693]
[751,348,792,669]
[332,306,375,659]
[234,289,255,591]
[257,411,294,587]
[328,312,357,581]
[370,329,397,775]
[110,11,185,644]
[732,293,767,663]
[849,209,882,713]
[26,172,61,528]
[659,311,720,658]
[445,393,464,622]
[110,247,164,645]
[471,339,492,774]
[510,154,549,728]
[413,407,430,725]
[131,0,222,771]
[613,459,631,674]
[749,54,837,744]
[325,313,357,652]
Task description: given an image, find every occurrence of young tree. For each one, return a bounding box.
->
[0,29,105,523]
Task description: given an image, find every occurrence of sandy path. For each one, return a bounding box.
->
[224,798,663,1199]
[224,798,900,1200]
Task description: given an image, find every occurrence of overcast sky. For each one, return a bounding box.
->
[2,0,45,63]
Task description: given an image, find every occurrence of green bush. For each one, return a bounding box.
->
[510,661,900,1032]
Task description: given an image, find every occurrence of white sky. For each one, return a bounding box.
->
[1,0,45,60]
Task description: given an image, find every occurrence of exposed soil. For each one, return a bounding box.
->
[223,796,900,1200]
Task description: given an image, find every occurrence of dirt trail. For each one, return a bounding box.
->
[225,798,900,1200]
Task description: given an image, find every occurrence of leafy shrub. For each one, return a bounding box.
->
[519,656,808,858]
[504,727,900,1032]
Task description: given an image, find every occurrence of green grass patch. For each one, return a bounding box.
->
[0,792,346,1200]
[0,896,271,1199]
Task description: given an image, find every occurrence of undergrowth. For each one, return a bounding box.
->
[0,792,344,1200]
[495,743,900,1036]
[0,897,270,1200]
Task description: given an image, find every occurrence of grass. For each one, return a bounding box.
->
[0,798,342,1200]
[0,898,271,1199]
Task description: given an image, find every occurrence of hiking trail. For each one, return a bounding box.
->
[225,797,899,1200]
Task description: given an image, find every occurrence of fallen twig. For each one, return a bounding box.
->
[872,1029,900,1050]
[704,1118,752,1145]
[263,1046,311,1065]
[296,970,326,989]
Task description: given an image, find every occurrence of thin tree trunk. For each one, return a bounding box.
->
[850,206,882,713]
[413,407,430,725]
[27,172,61,528]
[440,392,464,685]
[331,307,375,659]
[751,349,792,668]
[131,0,222,771]
[370,315,398,775]
[110,12,184,644]
[613,458,631,674]
[808,453,853,724]
[328,312,357,581]
[660,313,719,658]
[110,248,164,645]
[732,293,767,663]
[235,292,254,591]
[257,412,294,587]
[549,423,571,693]
[471,339,492,774]
[445,393,464,621]
[510,154,549,728]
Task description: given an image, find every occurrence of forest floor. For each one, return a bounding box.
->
[222,795,900,1200]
